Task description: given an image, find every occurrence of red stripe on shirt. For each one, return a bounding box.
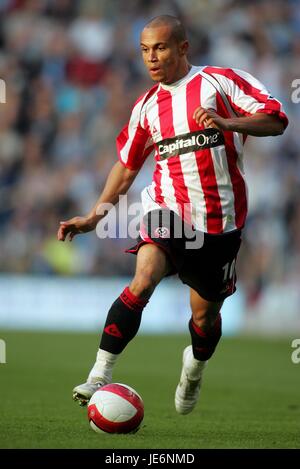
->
[117,125,150,170]
[215,91,247,229]
[142,113,155,160]
[156,88,191,220]
[186,74,223,233]
[144,108,164,206]
[128,124,151,170]
[153,162,164,206]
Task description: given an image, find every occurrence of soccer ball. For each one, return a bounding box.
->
[87,383,144,434]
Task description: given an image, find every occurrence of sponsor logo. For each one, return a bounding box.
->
[157,128,224,160]
[104,324,123,338]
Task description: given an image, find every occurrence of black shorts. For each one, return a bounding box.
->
[126,209,242,302]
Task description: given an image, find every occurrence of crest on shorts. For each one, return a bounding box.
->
[154,227,170,238]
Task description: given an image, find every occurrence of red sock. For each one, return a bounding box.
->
[189,313,222,361]
[100,287,148,354]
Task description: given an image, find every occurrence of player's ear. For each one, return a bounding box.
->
[178,40,189,56]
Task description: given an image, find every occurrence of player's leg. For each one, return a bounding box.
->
[175,228,241,414]
[189,288,223,359]
[73,243,171,405]
[98,242,171,356]
[175,289,223,415]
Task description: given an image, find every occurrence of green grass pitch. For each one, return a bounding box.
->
[0,331,299,449]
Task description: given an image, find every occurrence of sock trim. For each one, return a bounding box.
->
[191,313,222,338]
[119,286,148,311]
[191,319,207,338]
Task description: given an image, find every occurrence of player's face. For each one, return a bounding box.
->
[140,25,188,84]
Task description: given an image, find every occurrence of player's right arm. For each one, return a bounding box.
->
[58,90,154,242]
[57,162,139,241]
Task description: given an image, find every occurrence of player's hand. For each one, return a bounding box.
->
[57,216,97,242]
[193,107,228,131]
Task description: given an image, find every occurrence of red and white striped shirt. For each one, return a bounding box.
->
[116,65,288,234]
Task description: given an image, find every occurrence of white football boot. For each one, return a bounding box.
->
[175,345,207,415]
[73,378,108,407]
[73,349,118,406]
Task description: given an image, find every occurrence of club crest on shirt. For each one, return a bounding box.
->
[154,227,170,238]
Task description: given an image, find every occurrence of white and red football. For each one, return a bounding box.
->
[87,383,144,434]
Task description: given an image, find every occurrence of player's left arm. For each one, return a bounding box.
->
[194,67,288,137]
[193,108,285,136]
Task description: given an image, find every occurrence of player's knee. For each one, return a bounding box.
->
[129,270,159,299]
[192,305,221,330]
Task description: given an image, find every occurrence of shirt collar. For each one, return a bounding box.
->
[159,65,198,90]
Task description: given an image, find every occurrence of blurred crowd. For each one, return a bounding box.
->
[0,0,300,306]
